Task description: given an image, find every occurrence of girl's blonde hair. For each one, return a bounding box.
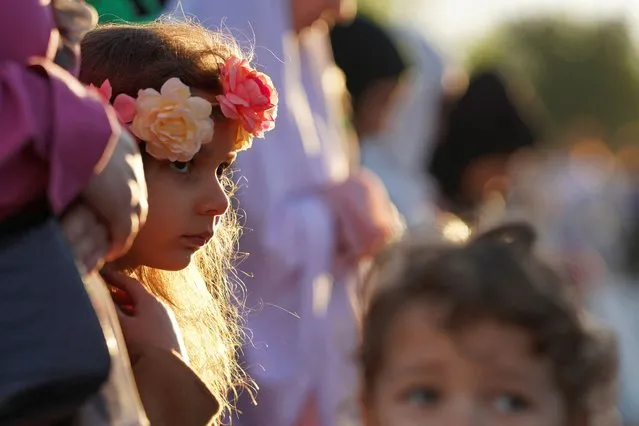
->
[79,21,253,418]
[128,198,248,418]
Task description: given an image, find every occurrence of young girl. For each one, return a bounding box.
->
[74,21,277,424]
[359,223,619,426]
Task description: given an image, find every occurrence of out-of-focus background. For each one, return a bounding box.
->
[353,1,639,421]
[362,0,639,145]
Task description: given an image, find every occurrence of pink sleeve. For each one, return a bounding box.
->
[0,0,119,217]
[0,0,55,65]
[0,60,119,215]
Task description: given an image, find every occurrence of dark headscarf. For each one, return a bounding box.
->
[330,15,407,112]
[428,70,538,212]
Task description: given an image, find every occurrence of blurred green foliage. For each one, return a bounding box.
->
[358,0,392,22]
[467,16,639,146]
[87,0,165,23]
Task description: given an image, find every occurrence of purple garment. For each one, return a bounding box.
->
[0,0,118,219]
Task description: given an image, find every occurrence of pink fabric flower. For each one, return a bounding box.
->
[216,56,278,144]
[88,79,136,123]
[88,80,112,103]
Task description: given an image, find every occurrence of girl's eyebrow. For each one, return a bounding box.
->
[483,365,543,387]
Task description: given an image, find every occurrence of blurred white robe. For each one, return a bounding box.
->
[360,27,442,229]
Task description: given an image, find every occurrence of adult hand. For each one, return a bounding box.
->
[325,168,401,260]
[101,270,188,361]
[82,129,148,262]
[60,202,109,272]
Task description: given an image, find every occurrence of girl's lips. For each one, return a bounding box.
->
[181,232,213,249]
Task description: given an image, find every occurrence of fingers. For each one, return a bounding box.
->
[100,269,149,304]
[131,149,149,226]
[104,209,139,262]
[84,130,148,263]
[106,281,136,312]
[102,179,147,262]
[114,307,136,349]
[60,204,110,271]
[106,147,147,261]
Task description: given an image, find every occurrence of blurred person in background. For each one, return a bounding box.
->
[545,140,639,424]
[380,26,445,229]
[331,17,440,229]
[330,15,408,147]
[166,0,400,425]
[428,70,539,225]
[504,132,639,423]
[586,175,639,424]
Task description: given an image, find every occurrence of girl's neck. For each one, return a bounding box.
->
[106,256,139,273]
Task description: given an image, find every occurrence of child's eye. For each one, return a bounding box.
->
[403,387,441,407]
[216,162,231,178]
[492,393,531,413]
[169,161,192,174]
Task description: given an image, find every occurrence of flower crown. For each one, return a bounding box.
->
[90,56,278,162]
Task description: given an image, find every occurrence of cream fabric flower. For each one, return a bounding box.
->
[130,78,214,162]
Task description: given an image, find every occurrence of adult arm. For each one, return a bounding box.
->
[0,0,119,218]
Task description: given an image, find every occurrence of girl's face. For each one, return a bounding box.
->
[118,119,239,271]
[364,302,571,426]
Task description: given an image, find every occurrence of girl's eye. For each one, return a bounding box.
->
[169,161,192,174]
[216,162,231,178]
[492,393,531,413]
[403,387,441,407]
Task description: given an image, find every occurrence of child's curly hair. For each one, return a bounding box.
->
[361,222,618,423]
[79,21,253,419]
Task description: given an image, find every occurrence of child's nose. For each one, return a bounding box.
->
[197,179,230,218]
[444,397,483,426]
